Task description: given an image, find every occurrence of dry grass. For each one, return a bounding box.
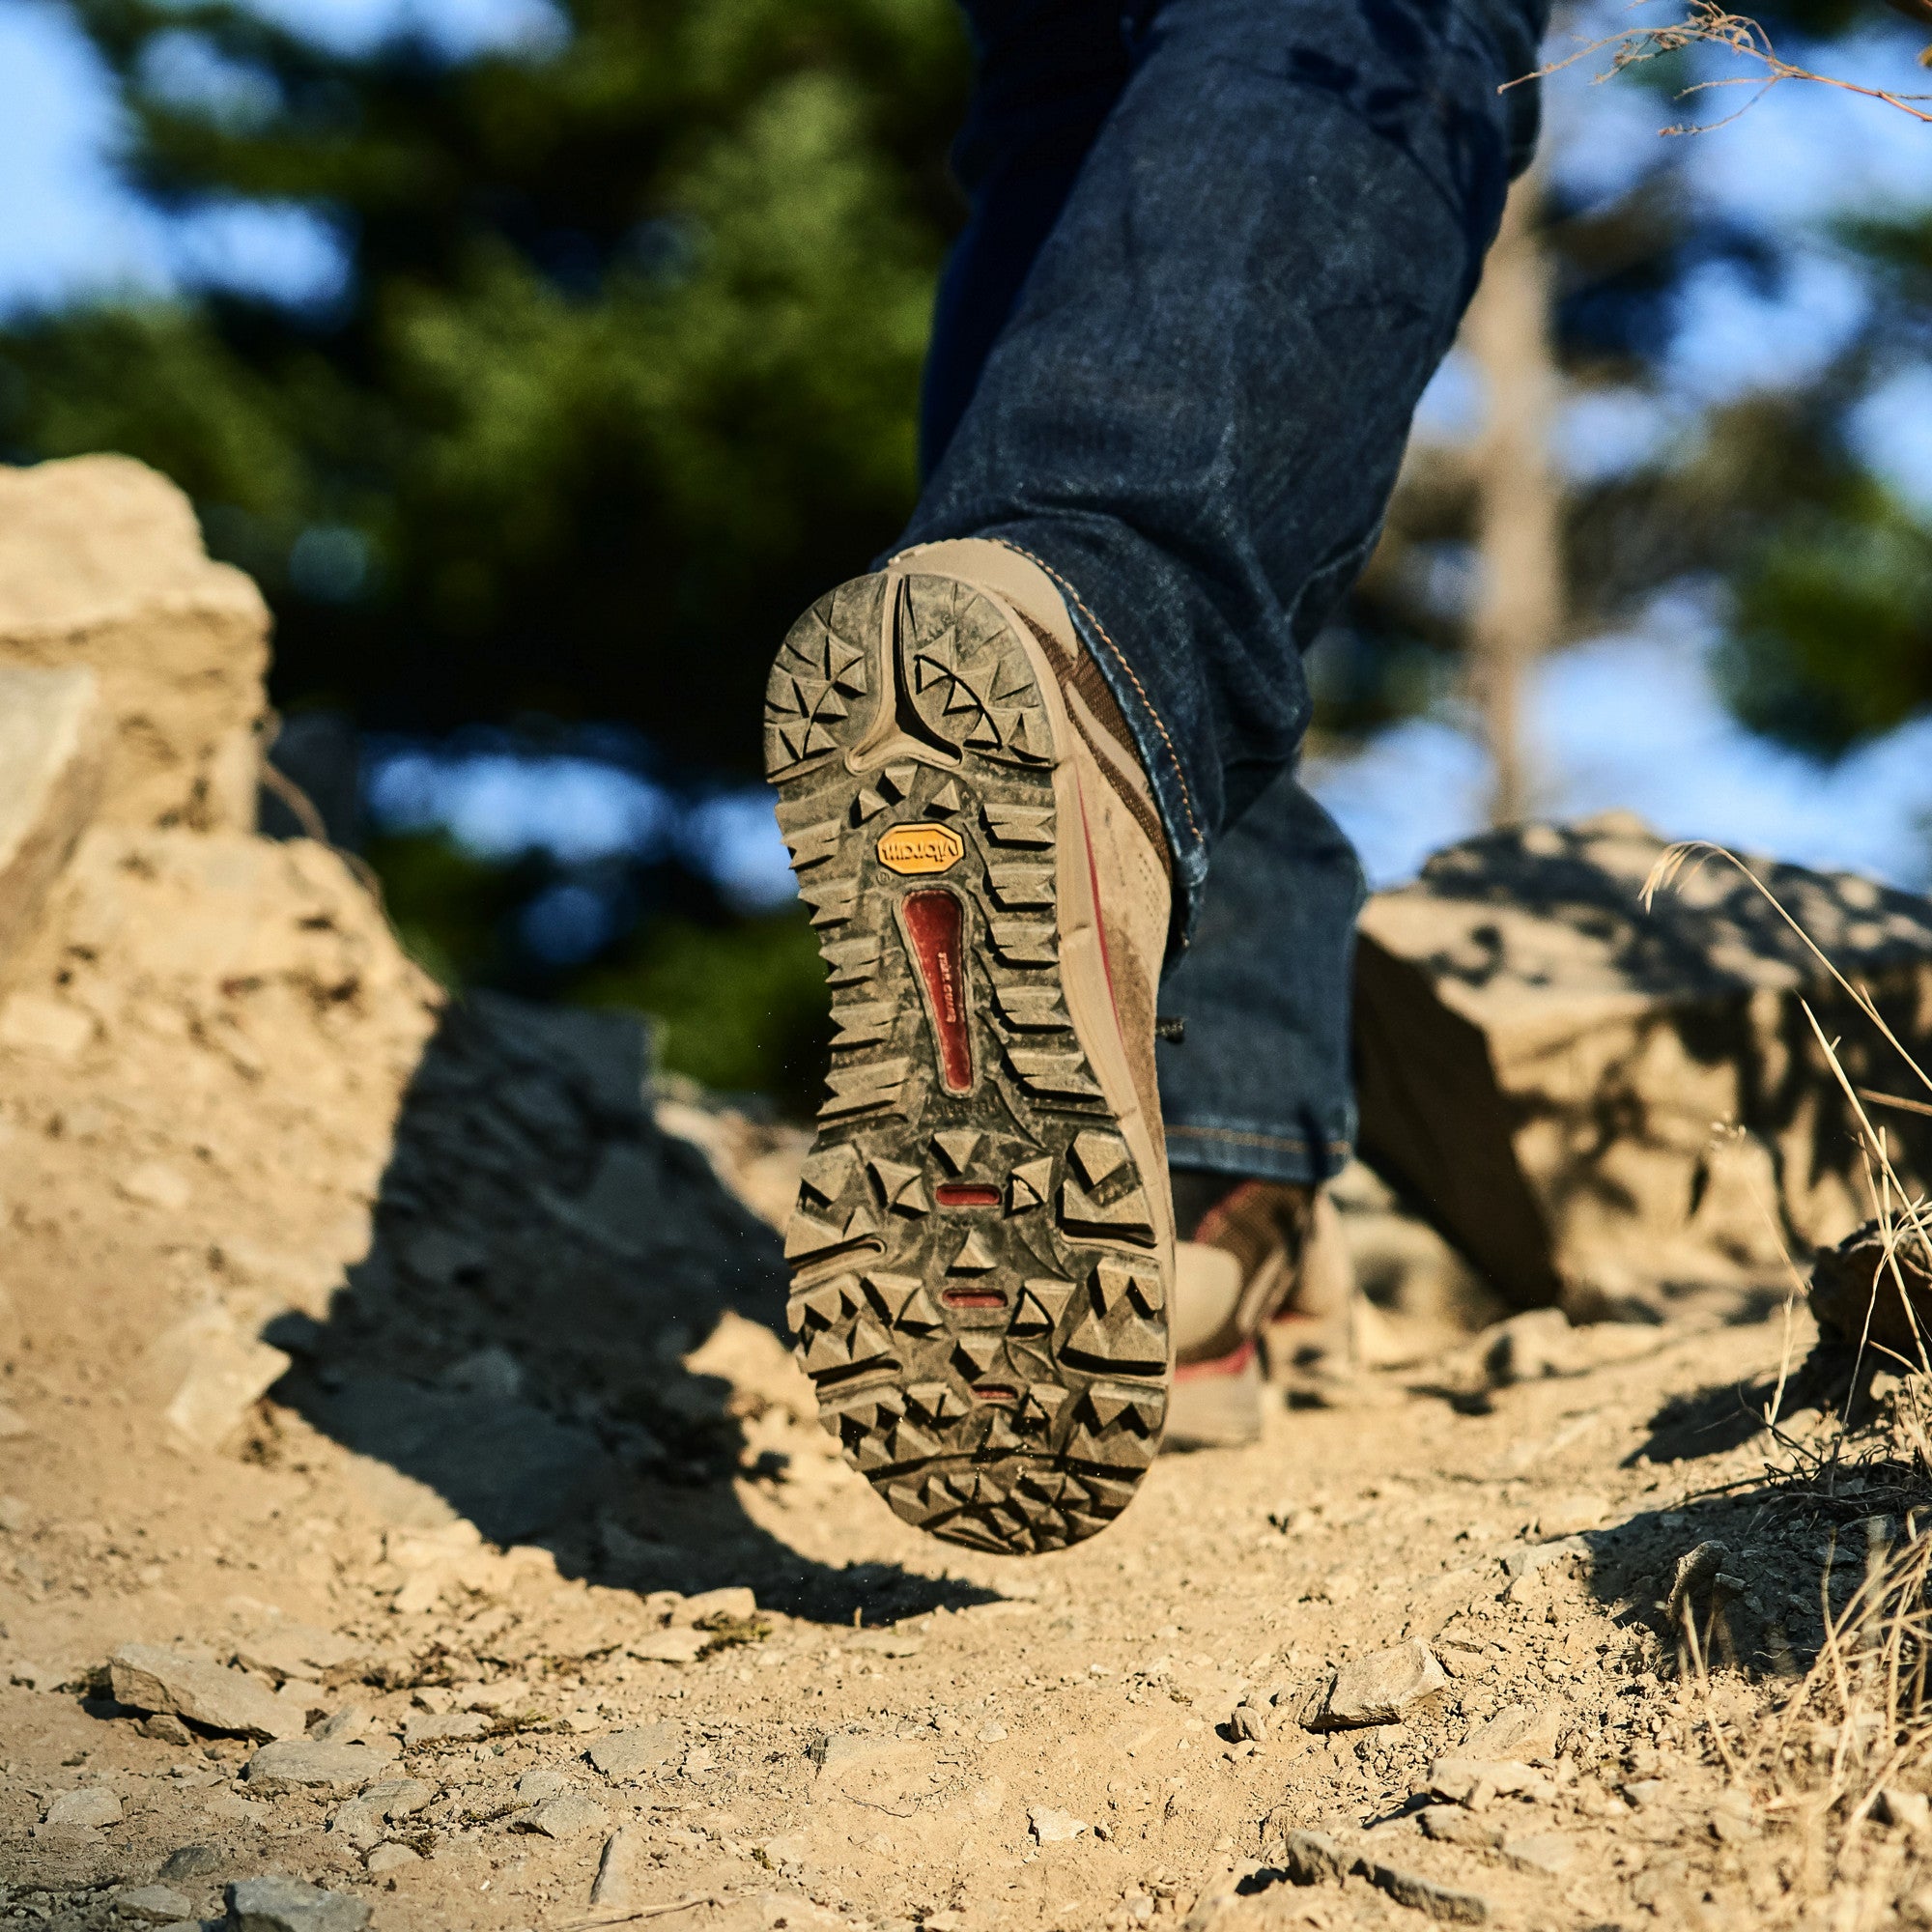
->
[1528,1,1932,128]
[1646,840,1932,1918]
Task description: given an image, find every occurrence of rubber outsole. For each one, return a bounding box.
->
[764,569,1169,1555]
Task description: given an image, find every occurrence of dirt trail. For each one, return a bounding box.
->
[0,818,1893,1931]
[0,457,1916,1932]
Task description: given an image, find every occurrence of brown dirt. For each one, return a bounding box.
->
[0,818,1909,1932]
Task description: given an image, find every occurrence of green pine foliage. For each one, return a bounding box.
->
[0,0,968,769]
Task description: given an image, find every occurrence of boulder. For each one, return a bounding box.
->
[0,666,103,964]
[1811,1219,1932,1354]
[0,455,267,830]
[1354,814,1932,1311]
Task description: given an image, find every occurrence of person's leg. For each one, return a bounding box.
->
[1156,769,1367,1445]
[921,0,1144,476]
[769,0,1549,1544]
[1156,769,1366,1188]
[905,0,1550,937]
[909,0,1548,1455]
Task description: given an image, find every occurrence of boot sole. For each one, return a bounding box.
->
[764,567,1171,1554]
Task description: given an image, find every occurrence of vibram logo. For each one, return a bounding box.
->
[877,822,964,876]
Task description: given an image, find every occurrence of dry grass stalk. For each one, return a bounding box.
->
[1645,841,1932,1907]
[1527,1,1932,128]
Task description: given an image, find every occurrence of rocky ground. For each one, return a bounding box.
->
[1,806,1926,1932]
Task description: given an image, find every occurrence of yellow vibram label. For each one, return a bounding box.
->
[876,822,965,876]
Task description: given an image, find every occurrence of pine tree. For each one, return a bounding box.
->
[1319,2,1932,773]
[0,0,968,770]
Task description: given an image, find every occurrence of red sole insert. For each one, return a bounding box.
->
[902,890,973,1094]
[935,1182,999,1208]
[942,1288,1007,1309]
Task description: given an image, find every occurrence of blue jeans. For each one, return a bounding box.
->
[899,0,1548,1184]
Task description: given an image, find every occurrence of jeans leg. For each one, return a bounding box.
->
[1154,769,1367,1183]
[922,0,1140,475]
[904,0,1550,939]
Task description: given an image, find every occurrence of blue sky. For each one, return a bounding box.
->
[2,0,1931,900]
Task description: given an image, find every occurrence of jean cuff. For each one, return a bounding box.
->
[1163,1120,1354,1188]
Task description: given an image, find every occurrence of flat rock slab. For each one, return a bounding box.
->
[809,1731,931,1815]
[522,1791,610,1839]
[113,1887,192,1924]
[668,1586,758,1627]
[841,1630,923,1658]
[109,1642,306,1741]
[148,1304,293,1453]
[1317,1640,1447,1729]
[1427,1758,1555,1804]
[226,1876,371,1932]
[43,1787,122,1827]
[1028,1806,1086,1844]
[588,1722,682,1780]
[242,1738,395,1794]
[234,1623,365,1685]
[1362,1856,1492,1924]
[0,664,101,963]
[1505,1833,1577,1876]
[590,1825,645,1909]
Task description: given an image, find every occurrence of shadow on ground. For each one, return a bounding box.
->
[261,992,998,1626]
[1558,1339,1923,1681]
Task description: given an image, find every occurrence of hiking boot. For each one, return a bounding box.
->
[765,538,1175,1555]
[1165,1179,1350,1449]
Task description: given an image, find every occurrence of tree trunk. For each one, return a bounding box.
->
[1463,171,1563,829]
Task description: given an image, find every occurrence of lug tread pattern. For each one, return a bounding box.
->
[767,573,1168,1554]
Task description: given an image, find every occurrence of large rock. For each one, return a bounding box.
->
[0,666,103,964]
[0,456,268,830]
[108,1642,307,1740]
[1354,814,1932,1311]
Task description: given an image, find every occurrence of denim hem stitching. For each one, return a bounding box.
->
[987,536,1206,845]
[1166,1123,1353,1155]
